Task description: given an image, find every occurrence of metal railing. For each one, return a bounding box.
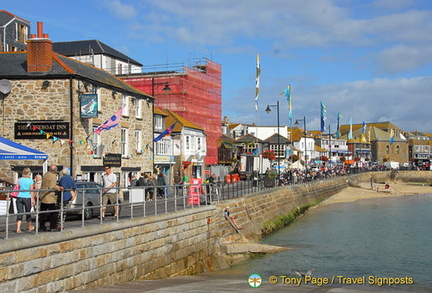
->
[0,167,385,240]
[0,178,270,239]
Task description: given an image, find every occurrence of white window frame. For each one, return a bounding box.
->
[92,125,102,157]
[121,128,128,157]
[197,137,202,150]
[135,98,142,119]
[135,130,142,153]
[185,136,190,150]
[156,139,171,156]
[122,94,129,116]
[154,116,163,130]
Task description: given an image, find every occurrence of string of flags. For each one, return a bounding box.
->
[28,123,72,146]
[25,123,153,158]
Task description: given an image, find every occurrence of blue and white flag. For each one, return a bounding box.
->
[348,117,353,139]
[320,102,326,132]
[362,121,367,134]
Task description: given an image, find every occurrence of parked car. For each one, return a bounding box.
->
[68,181,120,220]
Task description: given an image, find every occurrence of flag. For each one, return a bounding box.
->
[389,129,395,145]
[153,122,177,142]
[320,102,326,132]
[348,117,353,139]
[335,112,342,138]
[285,85,292,123]
[362,121,367,134]
[94,107,124,135]
[255,53,260,111]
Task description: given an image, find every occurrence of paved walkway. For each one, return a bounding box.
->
[72,274,426,293]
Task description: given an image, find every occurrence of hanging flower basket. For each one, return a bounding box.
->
[262,150,276,161]
[320,155,329,162]
[289,154,299,162]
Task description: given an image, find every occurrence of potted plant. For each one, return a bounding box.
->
[289,154,299,162]
[264,169,277,187]
[262,150,276,161]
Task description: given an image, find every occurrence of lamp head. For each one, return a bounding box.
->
[162,83,171,92]
[294,119,300,125]
[41,80,51,89]
[265,105,271,114]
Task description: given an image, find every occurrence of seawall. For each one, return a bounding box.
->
[1,171,430,292]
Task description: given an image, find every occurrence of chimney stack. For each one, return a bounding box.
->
[27,22,53,73]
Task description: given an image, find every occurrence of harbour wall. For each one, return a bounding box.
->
[0,171,430,292]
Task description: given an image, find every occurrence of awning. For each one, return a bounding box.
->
[0,137,48,160]
[356,150,371,153]
[344,160,355,165]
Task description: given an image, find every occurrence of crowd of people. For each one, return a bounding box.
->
[13,164,77,233]
[275,164,393,186]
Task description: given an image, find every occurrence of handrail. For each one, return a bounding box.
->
[0,168,393,239]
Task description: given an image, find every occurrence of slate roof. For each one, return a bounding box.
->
[0,10,30,26]
[263,133,290,144]
[53,40,143,66]
[0,51,151,99]
[234,133,262,143]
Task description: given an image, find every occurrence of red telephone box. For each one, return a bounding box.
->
[188,178,202,205]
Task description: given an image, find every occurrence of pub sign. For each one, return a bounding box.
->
[103,153,122,167]
[15,122,70,139]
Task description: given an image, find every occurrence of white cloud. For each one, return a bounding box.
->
[377,44,432,73]
[101,0,137,20]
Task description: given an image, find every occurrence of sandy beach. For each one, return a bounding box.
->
[323,181,432,205]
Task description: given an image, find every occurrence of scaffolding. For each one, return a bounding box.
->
[121,58,222,165]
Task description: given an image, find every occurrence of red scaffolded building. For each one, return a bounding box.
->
[121,59,222,167]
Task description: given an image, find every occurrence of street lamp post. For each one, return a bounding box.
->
[151,76,171,97]
[295,116,307,172]
[265,101,280,178]
[328,125,331,167]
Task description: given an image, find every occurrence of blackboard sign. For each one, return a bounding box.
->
[103,153,121,167]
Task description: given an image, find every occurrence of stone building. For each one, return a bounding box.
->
[0,25,153,186]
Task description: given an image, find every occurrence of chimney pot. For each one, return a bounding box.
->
[37,22,43,38]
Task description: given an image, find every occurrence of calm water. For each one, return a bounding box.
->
[219,193,432,291]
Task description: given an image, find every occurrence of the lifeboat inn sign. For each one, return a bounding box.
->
[14,122,70,139]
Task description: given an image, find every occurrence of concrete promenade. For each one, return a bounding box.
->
[73,274,429,293]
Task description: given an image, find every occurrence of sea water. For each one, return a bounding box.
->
[220,193,432,291]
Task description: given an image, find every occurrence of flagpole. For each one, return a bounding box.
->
[255,53,261,175]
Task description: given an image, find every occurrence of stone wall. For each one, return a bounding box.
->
[1,171,430,292]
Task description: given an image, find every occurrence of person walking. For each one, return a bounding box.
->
[157,173,168,198]
[173,171,182,196]
[15,168,35,233]
[101,165,118,219]
[57,168,77,230]
[40,165,63,232]
[146,175,155,201]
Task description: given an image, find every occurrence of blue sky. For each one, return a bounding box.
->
[4,0,432,133]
